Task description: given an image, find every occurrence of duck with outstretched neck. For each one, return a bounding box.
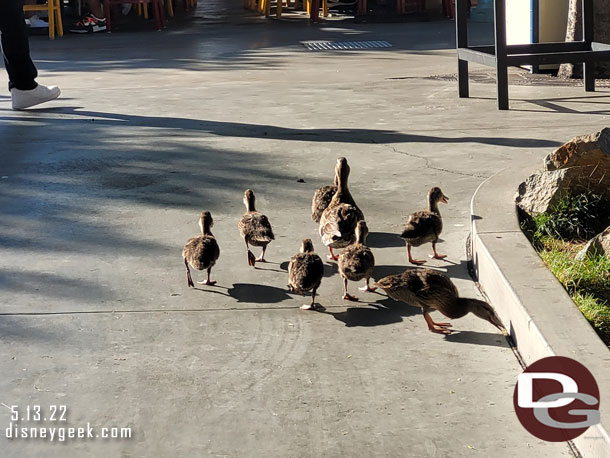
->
[376,268,504,335]
[319,157,364,261]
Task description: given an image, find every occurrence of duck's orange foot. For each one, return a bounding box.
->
[359,285,377,292]
[198,280,217,286]
[342,294,359,302]
[409,258,426,266]
[429,326,452,335]
[327,254,339,261]
[430,254,447,260]
[433,321,452,328]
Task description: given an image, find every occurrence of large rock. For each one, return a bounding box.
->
[576,226,610,260]
[544,128,610,172]
[516,128,610,215]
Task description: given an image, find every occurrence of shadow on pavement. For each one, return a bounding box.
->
[444,329,510,348]
[227,283,291,303]
[366,231,404,248]
[324,296,420,328]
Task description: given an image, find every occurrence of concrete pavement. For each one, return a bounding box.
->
[2,2,609,456]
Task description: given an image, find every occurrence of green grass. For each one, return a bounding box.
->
[520,192,610,346]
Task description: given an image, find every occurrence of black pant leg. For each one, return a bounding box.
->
[0,0,38,90]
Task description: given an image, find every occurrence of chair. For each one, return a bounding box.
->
[103,0,164,31]
[23,0,63,39]
[443,0,471,18]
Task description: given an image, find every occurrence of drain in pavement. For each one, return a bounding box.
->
[301,40,392,51]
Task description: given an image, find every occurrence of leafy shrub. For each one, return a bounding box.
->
[532,192,610,241]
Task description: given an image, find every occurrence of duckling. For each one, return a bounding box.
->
[288,239,325,310]
[182,211,220,287]
[338,220,376,301]
[375,268,504,335]
[311,174,338,224]
[400,187,449,265]
[319,157,364,261]
[238,189,274,267]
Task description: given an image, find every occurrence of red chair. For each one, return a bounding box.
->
[103,0,165,32]
[443,0,471,18]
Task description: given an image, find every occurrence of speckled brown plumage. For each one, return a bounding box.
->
[312,184,337,224]
[338,221,376,301]
[288,239,324,310]
[319,157,364,260]
[375,268,504,334]
[400,187,448,265]
[182,211,220,287]
[238,189,274,266]
[311,166,339,224]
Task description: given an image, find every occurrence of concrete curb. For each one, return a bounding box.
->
[470,159,610,458]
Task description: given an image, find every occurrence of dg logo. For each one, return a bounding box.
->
[514,356,601,442]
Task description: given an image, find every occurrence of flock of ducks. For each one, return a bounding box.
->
[183,157,504,335]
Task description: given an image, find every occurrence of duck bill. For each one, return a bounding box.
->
[441,195,449,204]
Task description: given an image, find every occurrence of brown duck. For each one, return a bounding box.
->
[400,187,449,265]
[375,268,504,334]
[338,220,376,301]
[182,211,220,287]
[319,157,364,261]
[288,239,325,310]
[238,189,274,267]
[311,173,338,224]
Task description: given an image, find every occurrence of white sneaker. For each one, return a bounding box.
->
[29,15,49,28]
[11,84,61,110]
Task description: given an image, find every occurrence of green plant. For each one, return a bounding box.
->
[519,190,610,345]
[532,192,610,242]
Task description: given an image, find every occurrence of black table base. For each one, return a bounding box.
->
[456,0,610,110]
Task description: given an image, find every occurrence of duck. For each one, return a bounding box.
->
[311,174,338,224]
[375,268,504,334]
[319,157,364,261]
[338,220,376,301]
[238,189,275,267]
[400,186,449,265]
[288,238,325,310]
[182,211,220,287]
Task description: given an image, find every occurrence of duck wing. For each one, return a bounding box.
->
[289,253,324,292]
[339,245,375,279]
[400,211,442,241]
[319,203,361,247]
[407,269,457,313]
[312,185,337,223]
[239,212,275,243]
[182,235,220,270]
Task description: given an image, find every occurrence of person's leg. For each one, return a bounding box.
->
[68,0,106,33]
[87,0,105,18]
[0,0,60,109]
[0,0,38,91]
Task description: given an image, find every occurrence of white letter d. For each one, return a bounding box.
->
[518,373,578,408]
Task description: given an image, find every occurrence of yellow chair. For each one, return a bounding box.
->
[23,0,63,40]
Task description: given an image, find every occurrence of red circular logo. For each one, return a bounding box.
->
[513,356,600,442]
